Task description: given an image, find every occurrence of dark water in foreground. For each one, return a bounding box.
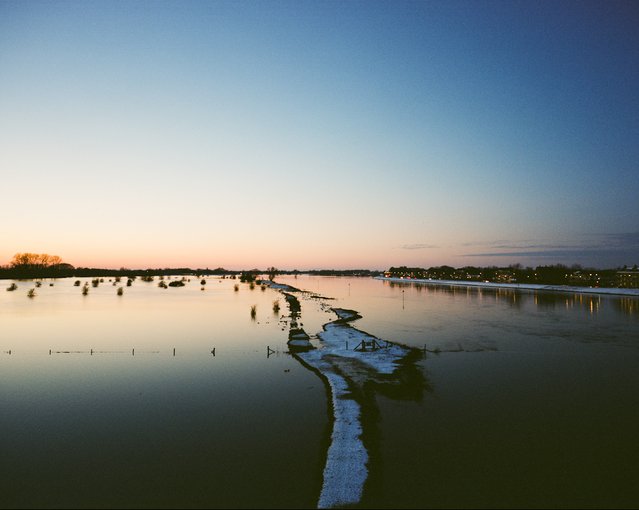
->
[2,275,639,508]
[280,276,639,508]
[0,278,327,508]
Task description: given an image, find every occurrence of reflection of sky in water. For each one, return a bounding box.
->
[0,277,326,508]
[1,277,290,353]
[3,275,639,507]
[278,275,639,350]
[278,275,639,508]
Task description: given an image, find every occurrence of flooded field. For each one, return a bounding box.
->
[279,275,639,509]
[2,275,639,508]
[0,277,327,509]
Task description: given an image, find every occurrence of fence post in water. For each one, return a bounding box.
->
[173,348,176,357]
[211,347,216,356]
[132,348,135,356]
[49,349,51,355]
[346,341,349,350]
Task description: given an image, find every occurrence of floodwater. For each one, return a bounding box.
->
[278,275,639,509]
[0,277,327,509]
[3,275,639,509]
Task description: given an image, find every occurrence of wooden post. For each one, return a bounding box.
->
[90,349,93,356]
[49,349,51,355]
[132,348,135,356]
[173,348,176,357]
[211,348,216,356]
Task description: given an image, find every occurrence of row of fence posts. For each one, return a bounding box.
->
[4,342,414,356]
[2,346,292,357]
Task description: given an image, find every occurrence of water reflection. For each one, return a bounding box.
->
[614,297,638,315]
[384,280,637,317]
[0,276,327,508]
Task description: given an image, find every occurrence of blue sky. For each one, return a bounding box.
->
[1,0,638,269]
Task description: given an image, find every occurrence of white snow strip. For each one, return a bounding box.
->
[318,322,409,375]
[298,349,369,509]
[296,310,412,508]
[377,276,639,296]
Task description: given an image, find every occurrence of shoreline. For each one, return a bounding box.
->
[377,276,639,297]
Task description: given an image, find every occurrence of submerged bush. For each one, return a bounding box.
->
[35,281,42,288]
[261,284,266,291]
[91,278,99,288]
[117,287,124,296]
[74,280,81,286]
[158,281,168,289]
[7,283,17,291]
[234,284,239,292]
[82,283,89,295]
[27,288,36,298]
[250,305,257,319]
[201,279,206,285]
[126,279,133,287]
[249,281,255,290]
[273,300,280,314]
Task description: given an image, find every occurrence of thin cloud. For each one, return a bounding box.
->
[598,232,639,247]
[464,250,585,258]
[401,243,439,250]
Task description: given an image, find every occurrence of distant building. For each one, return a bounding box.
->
[617,270,639,288]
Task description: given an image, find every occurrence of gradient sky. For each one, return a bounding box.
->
[1,0,638,270]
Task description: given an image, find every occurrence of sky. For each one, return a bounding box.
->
[1,0,638,270]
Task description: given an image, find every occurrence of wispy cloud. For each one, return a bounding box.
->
[465,250,592,258]
[597,232,639,248]
[401,243,439,250]
[460,232,639,266]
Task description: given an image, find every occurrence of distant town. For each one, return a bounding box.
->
[1,253,638,289]
[385,264,639,289]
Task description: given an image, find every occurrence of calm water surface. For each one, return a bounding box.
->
[279,275,639,508]
[3,275,639,508]
[0,277,327,509]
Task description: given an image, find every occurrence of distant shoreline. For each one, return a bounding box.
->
[376,276,639,297]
